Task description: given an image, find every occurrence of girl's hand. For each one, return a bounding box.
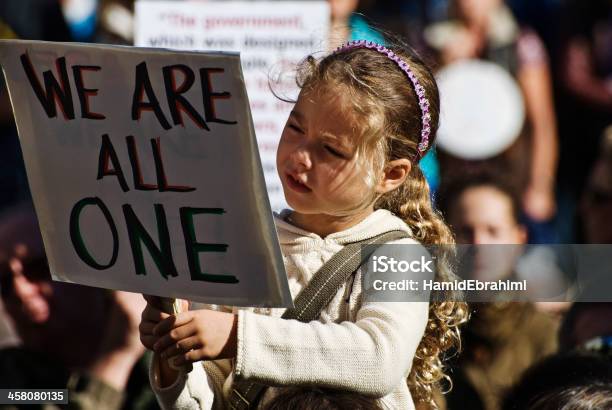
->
[153,309,238,365]
[139,295,172,350]
[139,295,190,351]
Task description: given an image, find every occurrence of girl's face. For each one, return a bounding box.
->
[276,87,376,217]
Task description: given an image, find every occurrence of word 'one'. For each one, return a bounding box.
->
[70,199,238,284]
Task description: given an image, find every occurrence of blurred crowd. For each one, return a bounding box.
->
[0,0,611,409]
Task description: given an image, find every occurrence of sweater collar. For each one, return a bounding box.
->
[274,209,413,248]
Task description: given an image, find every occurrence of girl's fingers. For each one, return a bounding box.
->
[142,303,171,322]
[153,311,194,336]
[139,320,160,349]
[153,322,196,352]
[143,294,171,312]
[161,335,203,359]
[143,295,186,314]
[173,349,205,366]
[140,335,159,350]
[139,320,157,335]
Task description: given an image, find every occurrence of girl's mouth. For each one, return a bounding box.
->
[286,173,311,193]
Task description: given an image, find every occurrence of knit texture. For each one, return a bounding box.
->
[150,209,430,409]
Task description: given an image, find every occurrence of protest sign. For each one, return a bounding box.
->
[135,1,330,210]
[0,40,292,307]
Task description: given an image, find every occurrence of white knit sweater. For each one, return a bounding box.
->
[150,209,429,410]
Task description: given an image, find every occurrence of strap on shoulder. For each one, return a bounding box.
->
[228,230,410,409]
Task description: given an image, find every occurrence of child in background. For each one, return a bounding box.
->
[139,39,468,409]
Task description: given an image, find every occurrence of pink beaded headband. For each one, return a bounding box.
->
[334,40,431,156]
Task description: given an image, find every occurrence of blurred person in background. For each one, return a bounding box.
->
[571,128,612,302]
[0,0,73,214]
[554,0,612,244]
[502,352,612,410]
[559,302,612,355]
[262,387,383,410]
[327,0,384,48]
[425,0,559,242]
[558,0,612,195]
[580,126,612,244]
[0,1,71,42]
[513,384,612,410]
[438,173,559,410]
[97,0,136,44]
[61,0,98,41]
[0,203,157,410]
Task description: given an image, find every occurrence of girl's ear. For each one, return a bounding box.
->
[375,158,412,194]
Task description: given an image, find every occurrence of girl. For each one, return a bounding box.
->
[139,39,468,409]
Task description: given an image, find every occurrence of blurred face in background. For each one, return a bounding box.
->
[1,242,107,352]
[454,0,503,27]
[3,245,52,324]
[450,185,526,245]
[449,185,526,280]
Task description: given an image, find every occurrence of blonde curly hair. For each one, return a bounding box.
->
[294,42,469,407]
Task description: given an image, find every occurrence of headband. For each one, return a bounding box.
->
[334,40,431,156]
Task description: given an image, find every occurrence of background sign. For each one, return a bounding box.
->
[0,40,292,307]
[135,1,330,210]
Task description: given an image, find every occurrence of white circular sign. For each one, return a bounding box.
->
[436,60,525,160]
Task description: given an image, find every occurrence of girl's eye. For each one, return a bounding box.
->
[288,123,303,133]
[325,145,345,158]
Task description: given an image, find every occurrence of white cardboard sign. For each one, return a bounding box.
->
[0,40,292,307]
[135,1,330,210]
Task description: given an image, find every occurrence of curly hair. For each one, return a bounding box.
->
[291,39,469,406]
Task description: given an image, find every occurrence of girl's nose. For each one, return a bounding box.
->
[290,147,312,171]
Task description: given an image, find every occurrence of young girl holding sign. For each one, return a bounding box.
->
[139,39,468,409]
